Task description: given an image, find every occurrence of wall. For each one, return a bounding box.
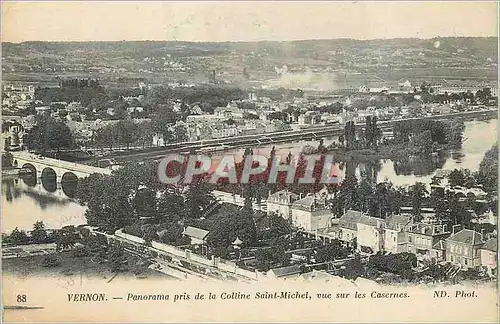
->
[357,223,382,253]
[445,241,481,268]
[311,213,332,231]
[384,229,400,254]
[266,202,291,220]
[116,233,259,280]
[480,249,497,273]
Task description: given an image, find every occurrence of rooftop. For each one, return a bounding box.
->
[339,210,365,224]
[268,265,302,278]
[357,215,385,227]
[385,214,412,231]
[182,226,210,241]
[291,195,329,212]
[480,238,497,252]
[268,189,299,203]
[446,229,483,245]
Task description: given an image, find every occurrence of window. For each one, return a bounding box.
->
[464,259,468,266]
[393,236,396,242]
[450,255,454,262]
[409,236,412,243]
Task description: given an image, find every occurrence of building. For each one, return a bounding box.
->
[338,210,364,247]
[479,238,498,277]
[290,195,332,232]
[407,223,450,264]
[445,229,484,269]
[356,215,386,254]
[266,190,299,220]
[35,106,51,115]
[384,214,412,254]
[214,105,244,119]
[298,111,321,126]
[182,226,210,245]
[266,265,302,280]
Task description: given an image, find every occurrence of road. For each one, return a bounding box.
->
[92,108,497,164]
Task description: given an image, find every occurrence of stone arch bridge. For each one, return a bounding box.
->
[11,152,112,183]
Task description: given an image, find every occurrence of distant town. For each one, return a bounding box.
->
[1,38,497,286]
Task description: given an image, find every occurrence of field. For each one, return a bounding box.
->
[2,37,497,89]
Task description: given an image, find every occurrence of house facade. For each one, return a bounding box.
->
[407,223,450,263]
[356,215,386,254]
[445,229,484,269]
[338,210,364,248]
[384,214,412,254]
[290,195,332,232]
[266,190,299,220]
[480,238,498,277]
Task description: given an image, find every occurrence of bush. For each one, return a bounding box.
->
[42,255,61,268]
[2,152,13,168]
[73,246,90,258]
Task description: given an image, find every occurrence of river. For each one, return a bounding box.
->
[2,119,497,233]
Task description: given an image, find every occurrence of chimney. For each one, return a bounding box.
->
[452,224,462,235]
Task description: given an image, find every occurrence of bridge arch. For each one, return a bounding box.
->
[61,172,79,198]
[41,167,57,192]
[20,163,37,187]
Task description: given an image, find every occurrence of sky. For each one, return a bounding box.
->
[1,1,498,43]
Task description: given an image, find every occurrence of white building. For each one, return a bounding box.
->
[266,190,300,220]
[356,215,386,254]
[384,214,412,254]
[480,238,497,277]
[290,195,332,232]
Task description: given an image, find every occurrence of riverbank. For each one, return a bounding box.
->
[1,167,19,176]
[321,143,454,163]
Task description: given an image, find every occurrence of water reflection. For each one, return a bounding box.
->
[41,168,57,193]
[392,152,449,177]
[222,119,497,184]
[2,176,87,233]
[1,119,496,233]
[3,178,22,203]
[4,177,72,209]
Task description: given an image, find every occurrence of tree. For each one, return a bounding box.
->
[411,130,433,154]
[9,227,29,245]
[172,122,189,143]
[76,173,137,233]
[31,221,48,243]
[138,121,153,149]
[448,169,466,187]
[151,106,178,146]
[107,245,128,272]
[132,188,158,220]
[343,255,365,280]
[254,248,274,272]
[114,120,139,149]
[184,181,217,219]
[315,240,350,263]
[142,224,159,246]
[26,116,73,154]
[476,144,498,193]
[409,182,428,221]
[207,205,257,249]
[2,152,13,168]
